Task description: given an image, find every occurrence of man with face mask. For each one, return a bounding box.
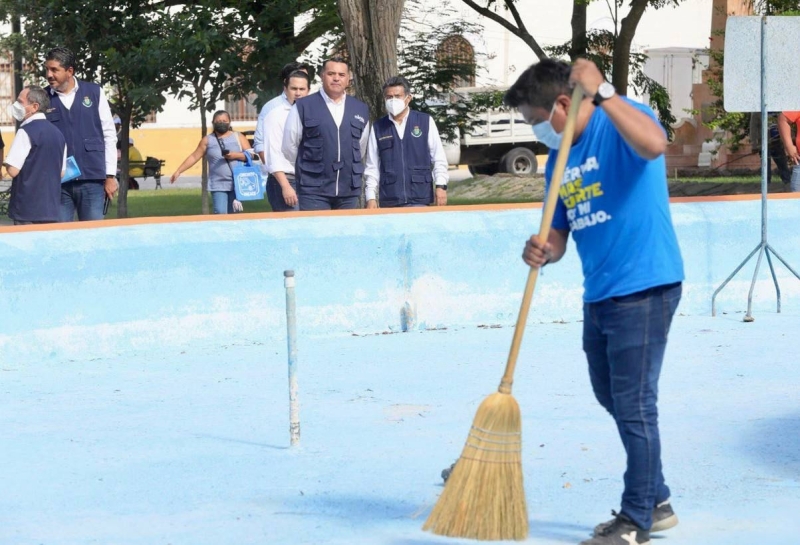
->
[3,85,67,225]
[281,57,370,210]
[265,70,311,211]
[364,76,448,208]
[508,58,684,545]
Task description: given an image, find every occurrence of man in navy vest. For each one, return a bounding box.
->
[281,57,370,210]
[364,76,449,208]
[44,47,118,222]
[4,85,66,225]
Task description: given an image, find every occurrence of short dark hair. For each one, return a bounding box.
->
[212,110,230,122]
[279,61,311,82]
[45,47,76,71]
[25,85,50,112]
[382,76,411,95]
[504,59,572,111]
[321,56,350,73]
[284,70,311,88]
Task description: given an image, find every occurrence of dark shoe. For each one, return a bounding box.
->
[581,513,650,545]
[593,499,678,536]
[651,499,679,532]
[441,461,456,483]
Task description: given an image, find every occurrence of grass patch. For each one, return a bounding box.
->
[109,188,273,218]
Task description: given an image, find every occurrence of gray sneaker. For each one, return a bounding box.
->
[593,500,678,537]
[580,513,650,545]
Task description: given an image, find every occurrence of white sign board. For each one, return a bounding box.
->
[724,16,800,113]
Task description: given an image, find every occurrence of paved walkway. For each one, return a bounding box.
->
[1,313,797,544]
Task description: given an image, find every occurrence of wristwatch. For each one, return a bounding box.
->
[436,184,448,191]
[593,82,616,105]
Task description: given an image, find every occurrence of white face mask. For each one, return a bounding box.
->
[385,97,407,117]
[9,101,26,122]
[531,101,562,150]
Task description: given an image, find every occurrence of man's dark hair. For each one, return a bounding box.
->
[504,59,572,111]
[45,47,77,71]
[320,56,350,73]
[25,85,50,112]
[279,61,311,82]
[382,76,411,95]
[284,70,311,88]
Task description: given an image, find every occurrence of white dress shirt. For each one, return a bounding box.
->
[265,100,295,176]
[254,92,291,155]
[281,88,370,167]
[5,113,67,173]
[363,110,449,202]
[51,77,117,176]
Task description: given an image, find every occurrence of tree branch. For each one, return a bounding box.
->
[459,0,547,59]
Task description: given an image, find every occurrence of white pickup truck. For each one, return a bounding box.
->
[443,88,547,175]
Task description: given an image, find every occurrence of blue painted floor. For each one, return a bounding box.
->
[1,312,798,544]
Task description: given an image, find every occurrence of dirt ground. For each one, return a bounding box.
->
[449,173,792,202]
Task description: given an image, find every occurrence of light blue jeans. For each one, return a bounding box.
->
[791,164,800,192]
[211,190,236,214]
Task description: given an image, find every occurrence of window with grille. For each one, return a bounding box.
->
[437,35,476,88]
[0,58,15,126]
[225,93,258,121]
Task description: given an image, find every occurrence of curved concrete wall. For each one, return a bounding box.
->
[1,196,799,364]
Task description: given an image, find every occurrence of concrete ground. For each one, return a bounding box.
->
[1,312,798,544]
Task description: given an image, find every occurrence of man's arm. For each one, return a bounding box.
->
[3,128,31,178]
[281,104,302,165]
[778,113,799,165]
[98,89,119,198]
[570,59,666,160]
[266,109,298,208]
[428,117,449,206]
[253,103,269,155]
[363,126,380,208]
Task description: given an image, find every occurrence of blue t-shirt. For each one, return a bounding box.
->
[545,98,684,302]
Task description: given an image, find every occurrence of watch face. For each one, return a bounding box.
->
[598,82,615,99]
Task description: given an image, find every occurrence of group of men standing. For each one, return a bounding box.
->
[4,47,118,226]
[254,57,449,212]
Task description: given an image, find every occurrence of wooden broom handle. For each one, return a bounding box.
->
[498,84,585,394]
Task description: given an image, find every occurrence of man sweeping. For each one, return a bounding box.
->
[507,58,684,545]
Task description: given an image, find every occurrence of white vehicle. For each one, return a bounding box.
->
[443,87,547,175]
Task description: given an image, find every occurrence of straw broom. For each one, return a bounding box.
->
[423,84,585,541]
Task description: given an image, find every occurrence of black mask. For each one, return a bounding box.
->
[213,122,230,134]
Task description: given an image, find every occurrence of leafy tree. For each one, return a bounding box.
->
[162,5,271,213]
[458,0,683,99]
[0,0,177,217]
[546,29,676,137]
[704,0,800,152]
[338,0,406,118]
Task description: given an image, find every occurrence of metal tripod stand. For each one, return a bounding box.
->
[711,16,800,321]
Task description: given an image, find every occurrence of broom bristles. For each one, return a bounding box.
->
[423,391,528,541]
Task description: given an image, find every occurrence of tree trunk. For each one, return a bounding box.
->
[569,1,588,60]
[117,102,134,219]
[198,87,209,215]
[338,0,405,119]
[612,0,648,95]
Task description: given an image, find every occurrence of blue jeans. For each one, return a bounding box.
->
[266,174,299,212]
[60,181,106,222]
[582,282,682,530]
[298,193,359,211]
[211,190,236,214]
[791,164,800,192]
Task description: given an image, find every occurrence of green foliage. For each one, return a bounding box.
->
[546,29,676,138]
